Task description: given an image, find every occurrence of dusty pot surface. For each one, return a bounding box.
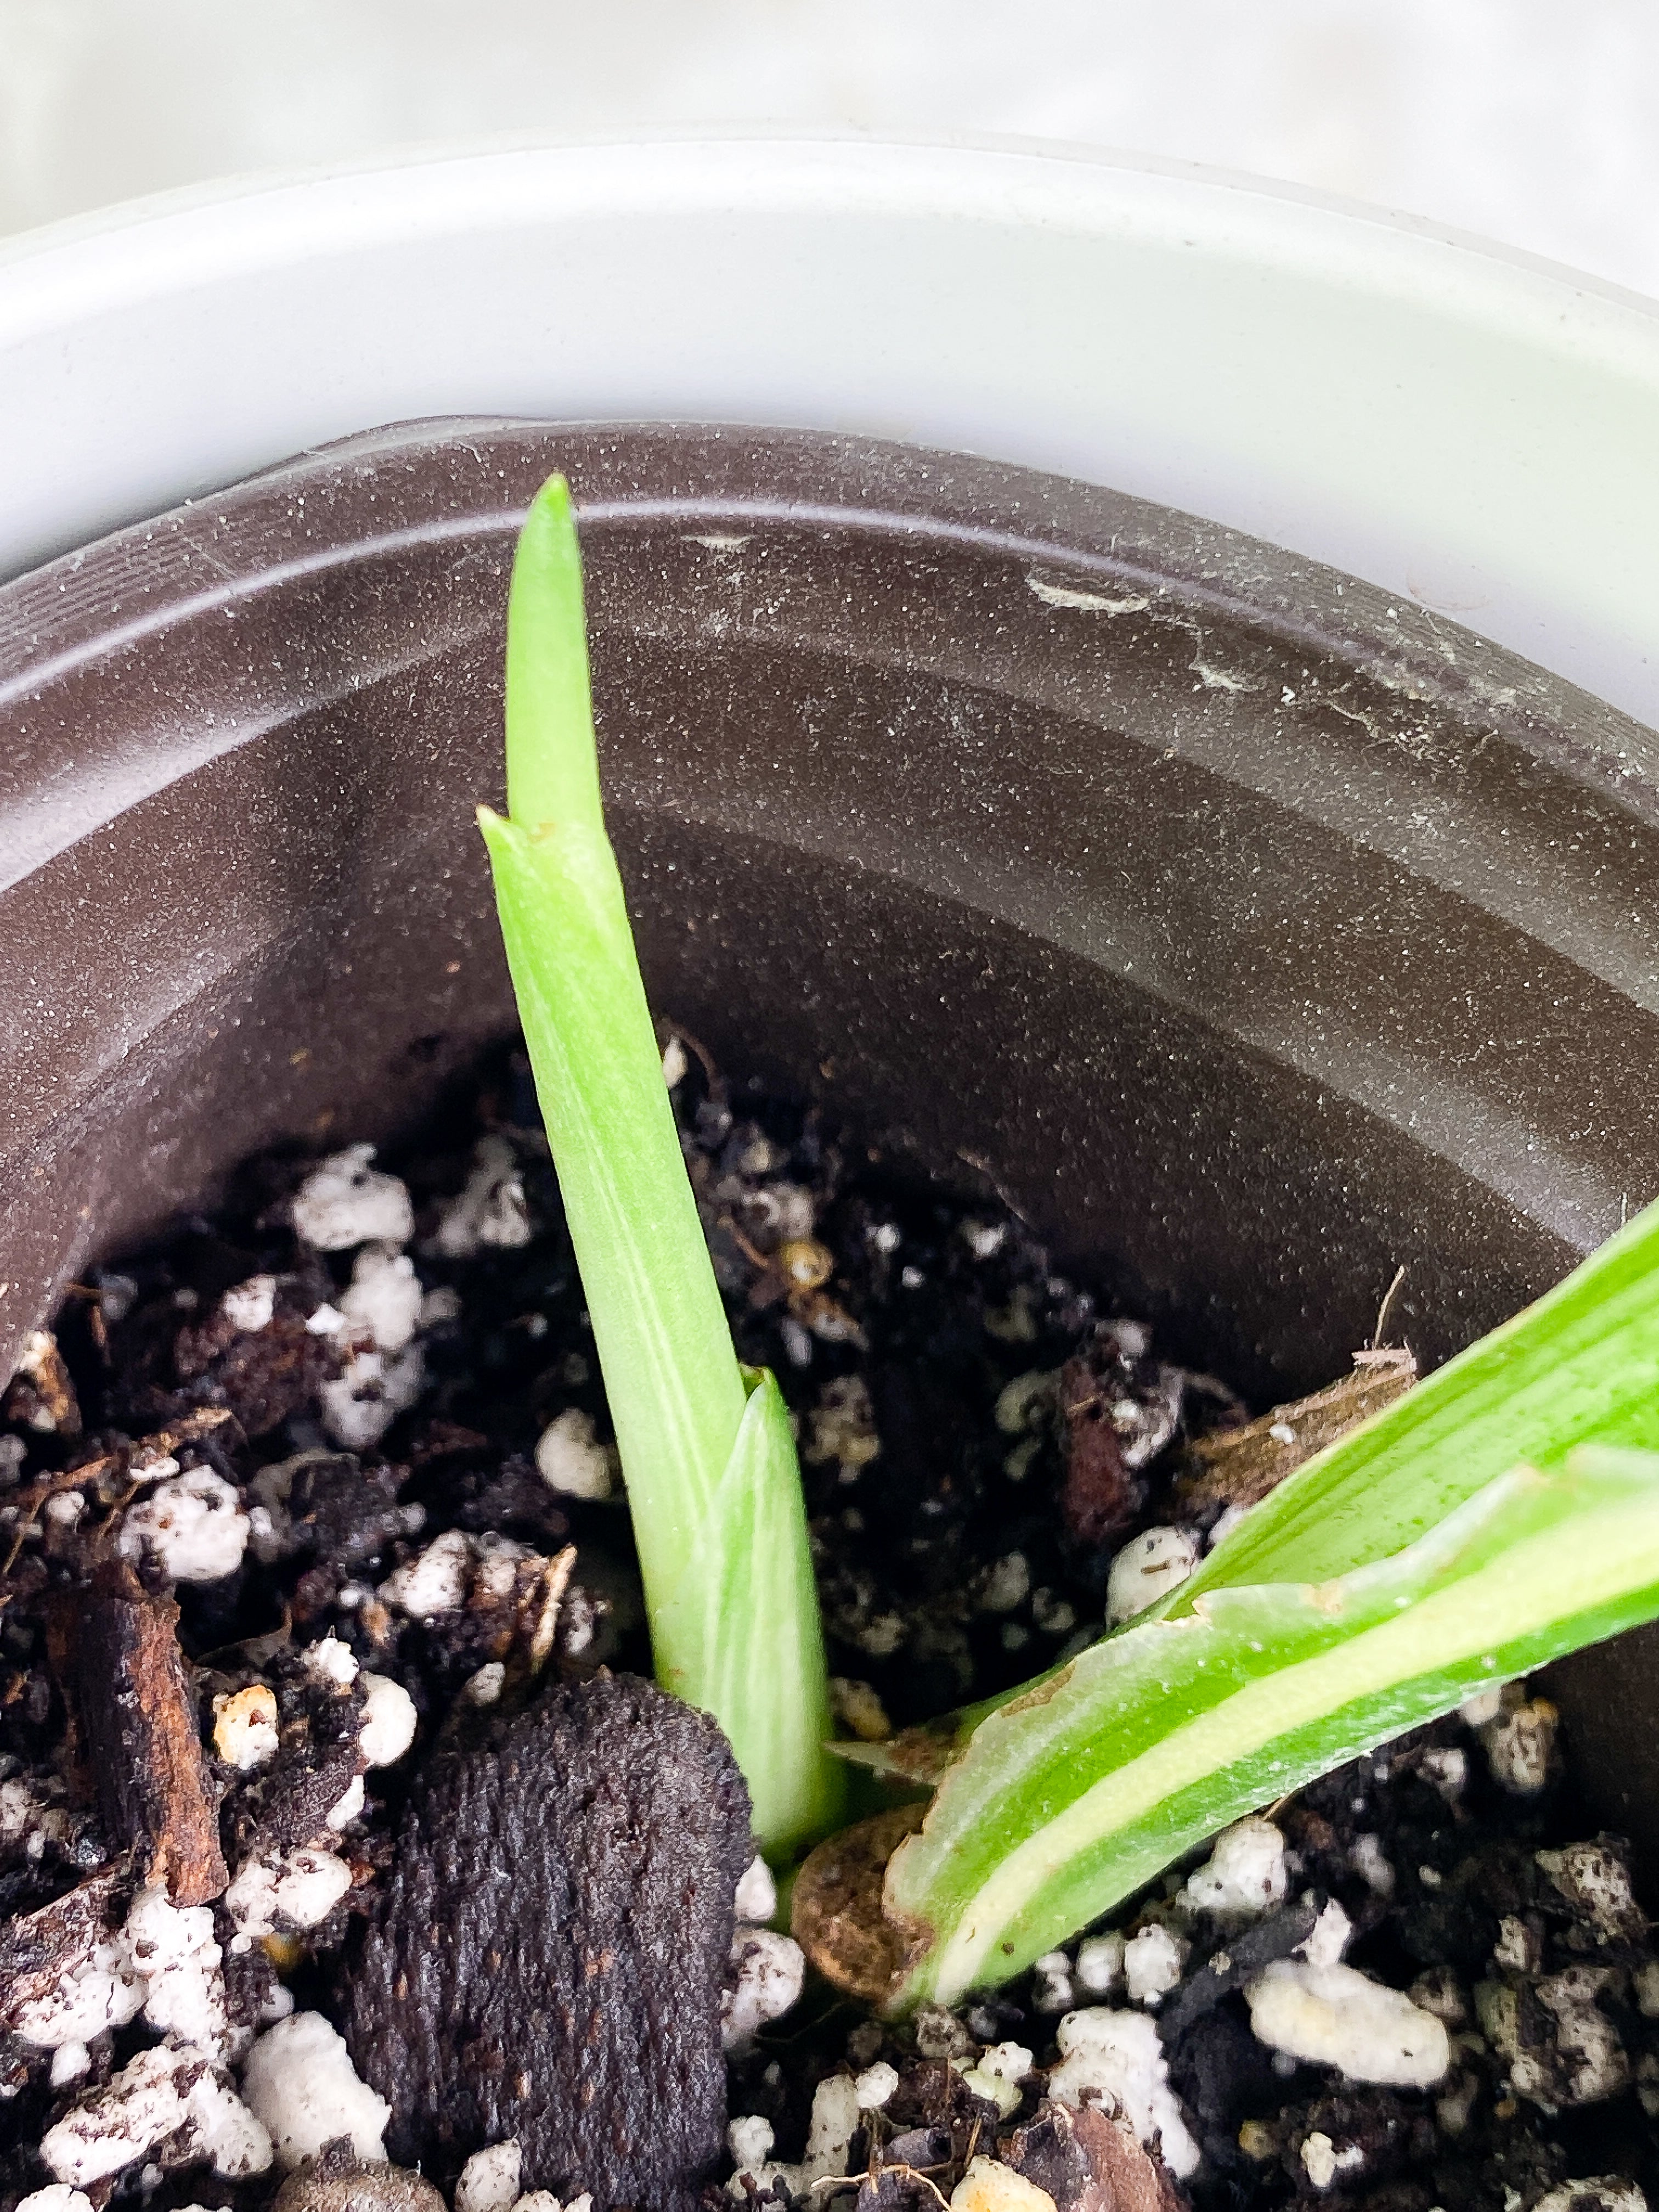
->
[1,417,1656,1843]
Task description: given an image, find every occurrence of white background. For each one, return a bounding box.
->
[2,0,1657,295]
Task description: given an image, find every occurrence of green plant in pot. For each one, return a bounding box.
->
[484,471,1659,2012]
[11,427,1659,2212]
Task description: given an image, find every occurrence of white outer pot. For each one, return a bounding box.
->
[3,135,1658,733]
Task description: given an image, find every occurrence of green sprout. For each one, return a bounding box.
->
[834,1200,1659,2008]
[478,475,842,1860]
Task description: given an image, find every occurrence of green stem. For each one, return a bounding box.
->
[481,473,842,1857]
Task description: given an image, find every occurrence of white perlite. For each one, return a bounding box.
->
[804,1375,883,1477]
[1181,1816,1288,1923]
[1419,1747,1468,1803]
[1124,1923,1187,2006]
[434,1136,533,1258]
[118,1468,249,1583]
[212,1685,280,1773]
[13,1938,143,2051]
[380,1528,471,1618]
[853,2062,900,2110]
[359,1671,419,1767]
[1075,1933,1124,1997]
[326,1776,365,1830]
[41,2047,271,2188]
[1245,1961,1449,2087]
[726,2075,860,2204]
[241,2011,389,2169]
[457,2142,523,2212]
[961,2042,1034,2119]
[1300,2133,1363,2190]
[319,1342,425,1452]
[1296,1898,1353,1970]
[725,2116,778,2199]
[14,1884,234,2058]
[1350,1833,1395,1898]
[1477,1964,1629,2106]
[1536,1842,1643,1939]
[0,1775,71,1862]
[534,1409,617,1502]
[225,1847,353,1938]
[1532,2183,1646,2212]
[219,1277,277,1334]
[1047,2007,1200,2179]
[977,1553,1031,1614]
[951,2159,1058,2212]
[16,2190,94,2212]
[1030,1951,1076,2015]
[123,1888,230,2055]
[1481,1695,1560,1795]
[303,1635,360,1691]
[338,1244,424,1355]
[1459,1685,1506,1728]
[733,1857,777,1925]
[292,1146,414,1251]
[1105,1527,1199,1626]
[721,1928,805,2047]
[799,2075,860,2188]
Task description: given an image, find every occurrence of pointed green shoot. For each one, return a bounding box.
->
[479,473,842,1857]
[885,1445,1659,2008]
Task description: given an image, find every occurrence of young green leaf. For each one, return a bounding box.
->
[836,1195,1659,1791]
[882,1445,1659,2008]
[1178,1197,1659,1605]
[479,473,842,1857]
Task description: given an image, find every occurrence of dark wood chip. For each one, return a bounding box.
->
[62,1562,228,1905]
[1068,2101,1187,2212]
[884,2059,994,2176]
[1156,1892,1321,2043]
[1003,2100,1184,2212]
[1175,1348,1416,1523]
[342,1671,752,2209]
[1001,2104,1094,2207]
[1059,1353,1143,1549]
[0,1865,129,2030]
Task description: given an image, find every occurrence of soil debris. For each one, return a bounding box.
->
[342,1671,752,2207]
[1,1335,81,1443]
[1005,2098,1184,2212]
[58,1562,227,1905]
[274,2145,447,2212]
[3,1041,1650,2212]
[1175,1347,1416,1526]
[1058,1341,1144,1550]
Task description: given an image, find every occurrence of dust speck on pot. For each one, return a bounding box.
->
[0,1042,1655,2212]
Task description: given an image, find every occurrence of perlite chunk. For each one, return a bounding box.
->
[1245,1960,1449,2087]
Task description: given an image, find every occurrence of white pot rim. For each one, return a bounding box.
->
[3,132,1657,733]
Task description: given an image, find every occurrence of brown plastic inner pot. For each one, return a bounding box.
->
[1,418,1656,1871]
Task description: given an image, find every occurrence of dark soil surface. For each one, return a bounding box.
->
[0,1040,1654,2212]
